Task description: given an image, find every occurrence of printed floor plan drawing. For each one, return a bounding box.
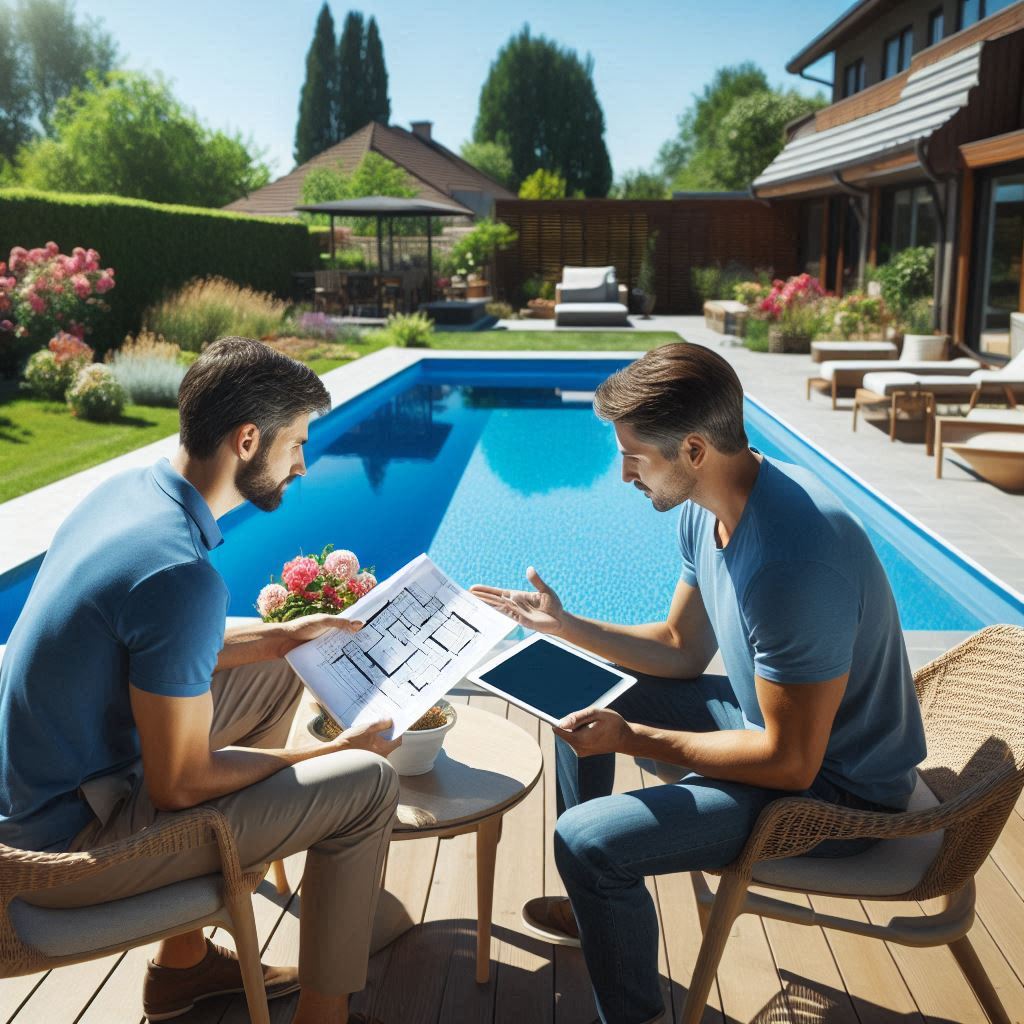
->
[286,554,514,737]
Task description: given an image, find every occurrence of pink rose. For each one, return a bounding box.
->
[28,294,45,314]
[0,320,12,332]
[321,584,344,608]
[71,274,91,299]
[348,571,377,598]
[281,556,320,594]
[256,583,289,618]
[94,273,114,294]
[324,549,359,580]
[45,241,59,256]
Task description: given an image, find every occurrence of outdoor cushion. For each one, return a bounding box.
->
[861,372,981,396]
[964,408,1024,425]
[900,335,947,361]
[554,302,629,327]
[751,772,942,897]
[818,357,980,382]
[9,874,224,958]
[559,266,615,303]
[811,341,897,363]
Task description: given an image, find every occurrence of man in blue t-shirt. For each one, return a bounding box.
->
[472,342,926,1024]
[0,338,399,1024]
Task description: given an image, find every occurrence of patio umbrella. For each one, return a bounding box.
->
[294,196,475,309]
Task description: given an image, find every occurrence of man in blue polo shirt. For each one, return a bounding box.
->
[0,337,398,1024]
[472,343,927,1024]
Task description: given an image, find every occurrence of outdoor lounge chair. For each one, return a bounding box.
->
[935,408,1024,478]
[810,339,898,363]
[680,625,1024,1024]
[554,266,629,327]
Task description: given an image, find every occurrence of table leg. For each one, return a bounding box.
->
[475,816,501,983]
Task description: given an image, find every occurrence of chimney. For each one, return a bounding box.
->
[410,121,433,142]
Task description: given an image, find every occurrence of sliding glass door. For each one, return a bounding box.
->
[976,170,1024,356]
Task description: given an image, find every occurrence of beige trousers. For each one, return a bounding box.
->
[30,657,400,997]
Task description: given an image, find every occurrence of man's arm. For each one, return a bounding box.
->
[556,671,848,791]
[214,614,366,672]
[129,685,398,811]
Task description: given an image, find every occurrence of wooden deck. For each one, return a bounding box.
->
[3,686,1024,1024]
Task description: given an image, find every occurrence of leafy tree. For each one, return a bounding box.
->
[14,72,270,206]
[609,170,667,199]
[363,16,390,127]
[473,25,612,197]
[337,10,366,137]
[0,0,118,161]
[518,168,566,199]
[294,3,340,164]
[460,140,514,188]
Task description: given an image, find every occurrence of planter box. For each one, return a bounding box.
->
[768,328,812,354]
[704,300,748,336]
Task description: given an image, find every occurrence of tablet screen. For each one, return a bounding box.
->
[475,637,630,722]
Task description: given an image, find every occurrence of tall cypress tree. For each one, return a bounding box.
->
[337,10,366,138]
[294,3,339,164]
[364,16,390,126]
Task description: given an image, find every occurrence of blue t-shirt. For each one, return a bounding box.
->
[678,455,926,809]
[0,459,229,851]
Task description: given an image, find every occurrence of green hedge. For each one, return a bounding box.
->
[0,189,317,352]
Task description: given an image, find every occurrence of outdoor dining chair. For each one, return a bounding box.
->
[0,805,278,1024]
[680,624,1024,1024]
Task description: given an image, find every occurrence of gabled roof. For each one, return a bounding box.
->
[223,122,515,219]
[754,42,983,191]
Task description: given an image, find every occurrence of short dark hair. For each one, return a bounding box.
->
[593,343,748,457]
[178,337,330,459]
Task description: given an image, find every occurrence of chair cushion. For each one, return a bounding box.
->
[900,335,947,361]
[964,408,1024,424]
[9,874,224,958]
[861,372,979,397]
[752,773,942,897]
[555,302,629,326]
[819,357,980,382]
[811,341,897,363]
[560,266,615,303]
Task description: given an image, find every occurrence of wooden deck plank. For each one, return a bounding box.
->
[989,810,1024,896]
[0,974,45,1023]
[973,858,1024,987]
[6,953,124,1023]
[807,896,924,1024]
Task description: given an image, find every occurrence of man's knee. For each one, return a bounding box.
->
[306,750,399,837]
[553,802,614,878]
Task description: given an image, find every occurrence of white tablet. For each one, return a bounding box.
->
[467,634,637,726]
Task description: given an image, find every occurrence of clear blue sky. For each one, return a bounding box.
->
[89,0,847,181]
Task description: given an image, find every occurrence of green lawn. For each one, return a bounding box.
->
[0,330,681,503]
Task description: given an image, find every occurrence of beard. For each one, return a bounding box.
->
[635,467,697,512]
[236,450,293,512]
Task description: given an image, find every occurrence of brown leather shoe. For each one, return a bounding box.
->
[521,895,581,947]
[142,938,299,1020]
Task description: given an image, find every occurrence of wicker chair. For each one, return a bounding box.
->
[0,805,274,1024]
[681,624,1024,1024]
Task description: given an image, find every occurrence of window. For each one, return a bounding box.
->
[843,58,866,97]
[958,0,982,28]
[928,7,945,45]
[879,185,938,261]
[881,25,914,79]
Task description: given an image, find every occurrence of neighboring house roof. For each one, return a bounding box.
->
[224,121,515,219]
[754,42,982,191]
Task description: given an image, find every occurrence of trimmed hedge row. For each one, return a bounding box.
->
[0,189,317,351]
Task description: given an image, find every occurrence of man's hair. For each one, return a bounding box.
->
[593,343,748,457]
[178,337,331,459]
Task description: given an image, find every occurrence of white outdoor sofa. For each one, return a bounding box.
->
[554,266,630,327]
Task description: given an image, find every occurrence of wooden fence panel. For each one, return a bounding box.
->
[494,198,800,313]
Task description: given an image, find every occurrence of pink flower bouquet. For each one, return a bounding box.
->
[256,545,376,622]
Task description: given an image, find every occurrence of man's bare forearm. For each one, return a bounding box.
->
[215,620,291,671]
[556,613,709,679]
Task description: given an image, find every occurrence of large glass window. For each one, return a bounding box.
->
[843,58,866,98]
[800,200,825,278]
[978,174,1024,350]
[882,26,914,79]
[879,185,938,261]
[928,7,945,45]
[958,0,982,28]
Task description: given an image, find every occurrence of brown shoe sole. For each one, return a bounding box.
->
[144,978,300,1021]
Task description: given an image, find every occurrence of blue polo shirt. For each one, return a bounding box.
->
[0,459,229,851]
[678,455,926,809]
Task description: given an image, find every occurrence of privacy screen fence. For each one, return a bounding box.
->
[494,198,801,313]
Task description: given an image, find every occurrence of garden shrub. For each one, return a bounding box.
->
[107,332,187,406]
[875,246,934,323]
[379,311,434,348]
[691,263,750,305]
[143,277,290,352]
[67,364,127,421]
[0,189,316,351]
[289,311,364,343]
[21,332,94,399]
[320,248,367,271]
[743,317,770,352]
[485,301,515,319]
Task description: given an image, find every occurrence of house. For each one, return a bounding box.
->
[224,120,516,221]
[753,0,1024,357]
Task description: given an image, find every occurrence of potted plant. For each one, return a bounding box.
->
[759,273,827,353]
[633,232,658,318]
[449,220,518,301]
[899,297,947,359]
[385,701,458,776]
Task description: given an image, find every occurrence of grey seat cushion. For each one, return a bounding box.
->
[752,773,942,897]
[560,266,615,303]
[10,874,224,957]
[555,302,629,326]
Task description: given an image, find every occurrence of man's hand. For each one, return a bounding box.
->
[277,613,365,655]
[553,708,631,758]
[470,566,566,634]
[331,718,403,758]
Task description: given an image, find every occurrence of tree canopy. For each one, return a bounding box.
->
[473,26,612,197]
[294,3,340,164]
[0,0,118,162]
[337,11,390,139]
[609,170,668,199]
[518,168,566,199]
[13,72,270,206]
[459,140,514,189]
[657,62,824,191]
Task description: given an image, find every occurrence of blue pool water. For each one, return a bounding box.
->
[1,358,1022,640]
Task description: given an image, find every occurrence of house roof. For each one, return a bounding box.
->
[753,42,983,192]
[223,122,516,219]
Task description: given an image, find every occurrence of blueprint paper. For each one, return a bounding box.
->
[285,554,516,738]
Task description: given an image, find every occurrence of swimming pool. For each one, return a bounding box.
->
[1,356,1022,640]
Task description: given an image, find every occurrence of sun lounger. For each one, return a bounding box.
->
[808,357,980,409]
[944,432,1024,492]
[810,340,897,363]
[935,408,1024,478]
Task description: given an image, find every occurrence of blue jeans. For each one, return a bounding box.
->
[553,673,896,1024]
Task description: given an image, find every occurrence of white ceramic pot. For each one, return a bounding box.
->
[387,700,457,776]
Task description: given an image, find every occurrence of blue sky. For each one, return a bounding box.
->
[90,0,847,181]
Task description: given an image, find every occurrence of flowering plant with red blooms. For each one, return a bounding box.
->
[0,242,116,344]
[256,545,377,622]
[758,273,826,321]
